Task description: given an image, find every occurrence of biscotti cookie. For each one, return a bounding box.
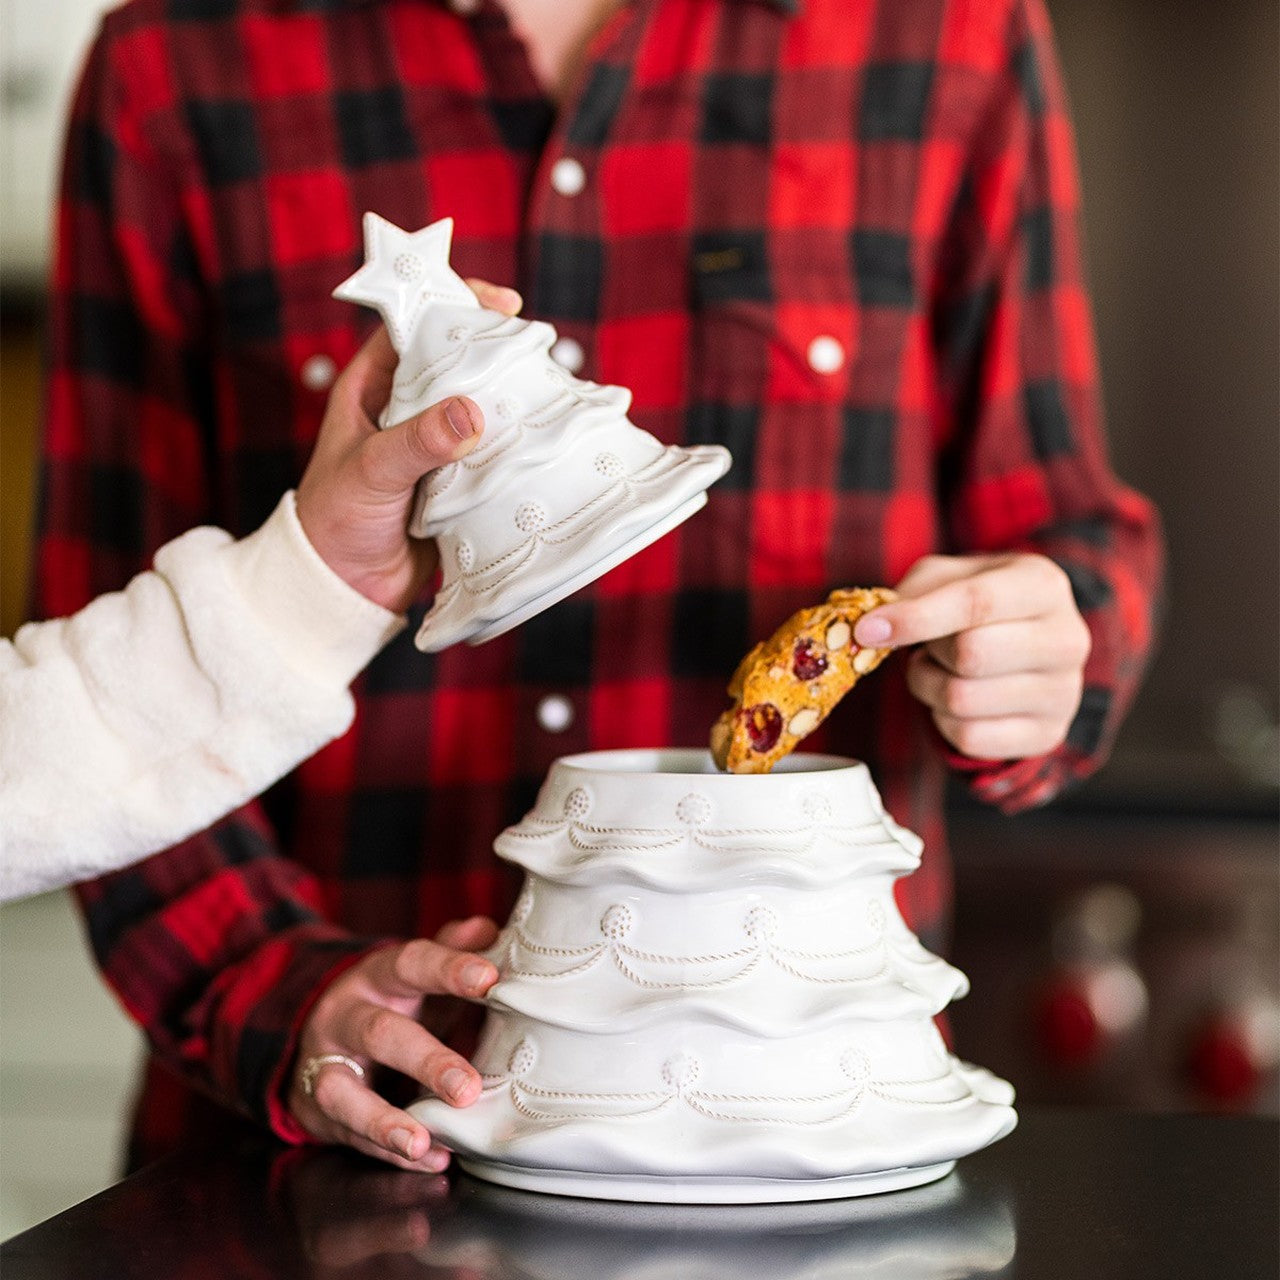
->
[710,587,897,774]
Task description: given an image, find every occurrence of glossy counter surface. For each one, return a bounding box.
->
[2,1108,1275,1279]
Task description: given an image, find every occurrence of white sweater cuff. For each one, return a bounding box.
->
[216,492,406,688]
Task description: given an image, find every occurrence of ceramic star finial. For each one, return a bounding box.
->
[333,213,478,351]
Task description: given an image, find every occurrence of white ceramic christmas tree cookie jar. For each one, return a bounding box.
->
[334,214,732,651]
[411,749,1017,1204]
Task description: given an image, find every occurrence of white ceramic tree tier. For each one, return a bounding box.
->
[334,214,731,651]
[411,749,1016,1204]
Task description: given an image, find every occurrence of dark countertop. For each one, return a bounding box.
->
[2,1108,1275,1279]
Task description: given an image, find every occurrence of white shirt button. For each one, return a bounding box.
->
[806,335,845,374]
[536,694,575,733]
[300,353,337,392]
[550,336,585,374]
[550,156,587,197]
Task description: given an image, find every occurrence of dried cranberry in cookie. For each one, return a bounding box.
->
[744,703,783,754]
[792,638,828,681]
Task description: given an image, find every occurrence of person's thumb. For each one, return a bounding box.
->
[362,396,483,496]
[350,325,400,416]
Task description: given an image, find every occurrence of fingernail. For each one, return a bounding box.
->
[462,960,494,990]
[442,1067,471,1101]
[445,397,478,439]
[855,615,892,646]
[390,1127,421,1159]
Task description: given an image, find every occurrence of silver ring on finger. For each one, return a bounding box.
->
[300,1053,367,1098]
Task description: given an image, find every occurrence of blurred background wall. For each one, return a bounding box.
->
[944,0,1278,1122]
[0,0,1276,1240]
[1051,0,1278,810]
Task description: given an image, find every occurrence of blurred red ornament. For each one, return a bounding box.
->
[1185,1014,1263,1106]
[1035,975,1103,1065]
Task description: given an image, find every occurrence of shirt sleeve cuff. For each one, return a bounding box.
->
[219,924,393,1145]
[220,492,406,691]
[941,740,1072,812]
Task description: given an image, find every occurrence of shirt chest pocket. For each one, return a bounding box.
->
[688,235,858,412]
[685,236,864,586]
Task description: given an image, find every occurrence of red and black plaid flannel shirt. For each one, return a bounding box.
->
[37,0,1162,1159]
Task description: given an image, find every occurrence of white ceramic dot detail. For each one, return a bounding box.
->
[509,1038,537,1076]
[537,694,575,733]
[662,1054,701,1091]
[675,793,713,827]
[802,792,834,823]
[550,336,585,374]
[514,501,547,533]
[563,786,593,819]
[299,354,337,392]
[806,334,845,374]
[841,1047,871,1084]
[601,904,634,940]
[394,252,424,281]
[744,906,778,943]
[550,156,587,197]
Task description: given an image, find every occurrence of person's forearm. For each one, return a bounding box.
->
[0,493,403,900]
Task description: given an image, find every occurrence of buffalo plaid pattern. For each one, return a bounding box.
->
[37,0,1161,1159]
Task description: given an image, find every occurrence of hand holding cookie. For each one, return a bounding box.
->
[852,553,1090,761]
[710,587,897,773]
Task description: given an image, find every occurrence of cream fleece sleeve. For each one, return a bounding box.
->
[0,492,405,901]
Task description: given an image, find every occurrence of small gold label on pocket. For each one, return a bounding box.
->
[693,247,746,274]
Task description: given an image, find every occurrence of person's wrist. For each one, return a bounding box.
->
[326,538,423,614]
[294,485,413,611]
[223,493,405,689]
